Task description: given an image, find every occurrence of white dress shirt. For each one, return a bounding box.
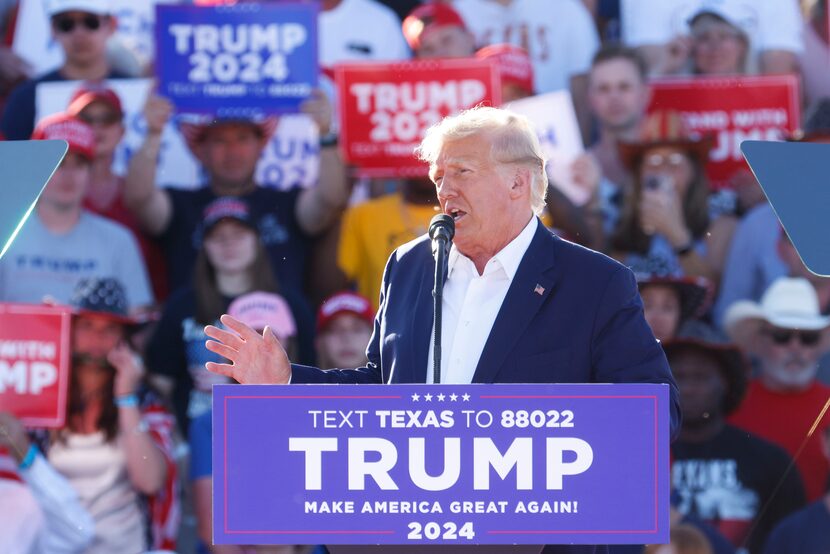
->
[427,217,538,384]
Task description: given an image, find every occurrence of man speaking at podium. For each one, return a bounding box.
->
[204,106,680,438]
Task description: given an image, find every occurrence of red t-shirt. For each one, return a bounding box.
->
[84,181,169,301]
[728,380,830,501]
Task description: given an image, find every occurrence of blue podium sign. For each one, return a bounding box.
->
[155,2,318,117]
[213,383,670,545]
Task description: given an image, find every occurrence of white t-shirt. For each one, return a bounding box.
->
[48,432,146,554]
[0,211,153,309]
[620,0,804,54]
[319,0,411,66]
[451,0,600,93]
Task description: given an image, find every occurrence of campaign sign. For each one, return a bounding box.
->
[336,59,501,177]
[36,79,320,191]
[0,304,71,428]
[507,91,587,206]
[647,75,800,190]
[213,383,670,545]
[155,2,318,117]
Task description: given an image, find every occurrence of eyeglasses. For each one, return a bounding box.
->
[52,14,103,34]
[643,152,688,169]
[766,328,822,347]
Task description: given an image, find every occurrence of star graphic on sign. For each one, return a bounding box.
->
[411,393,420,401]
[449,393,458,401]
[424,393,433,402]
[462,393,471,401]
[437,393,446,402]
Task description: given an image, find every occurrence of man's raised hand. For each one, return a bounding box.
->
[204,314,291,384]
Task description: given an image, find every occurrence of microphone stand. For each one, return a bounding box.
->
[429,214,454,385]
[432,234,449,385]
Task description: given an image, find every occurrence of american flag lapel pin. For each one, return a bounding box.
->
[534,284,545,296]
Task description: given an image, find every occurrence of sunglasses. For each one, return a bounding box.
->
[52,14,104,34]
[766,328,822,347]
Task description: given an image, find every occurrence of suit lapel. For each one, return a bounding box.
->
[401,257,434,384]
[471,224,558,383]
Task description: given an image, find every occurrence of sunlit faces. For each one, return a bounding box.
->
[78,101,124,159]
[691,16,748,75]
[51,11,115,66]
[202,219,259,274]
[757,323,823,391]
[197,123,268,186]
[316,314,373,369]
[639,146,695,198]
[416,26,475,59]
[430,135,531,265]
[588,58,650,132]
[641,284,682,342]
[40,151,91,209]
[72,315,126,359]
[669,348,727,425]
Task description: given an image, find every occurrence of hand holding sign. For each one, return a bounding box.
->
[0,412,31,464]
[144,92,175,136]
[300,88,332,136]
[204,314,291,384]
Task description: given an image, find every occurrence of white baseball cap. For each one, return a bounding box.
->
[45,0,112,17]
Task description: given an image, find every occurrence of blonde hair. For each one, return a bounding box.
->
[415,106,548,216]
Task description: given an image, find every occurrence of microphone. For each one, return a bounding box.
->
[428,214,454,385]
[429,214,455,259]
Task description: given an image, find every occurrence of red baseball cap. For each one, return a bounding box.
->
[402,3,467,51]
[317,291,375,332]
[66,82,124,118]
[31,113,95,161]
[476,44,535,96]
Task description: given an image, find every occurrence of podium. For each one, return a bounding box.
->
[212,383,671,548]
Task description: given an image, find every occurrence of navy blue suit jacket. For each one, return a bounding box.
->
[294,220,680,438]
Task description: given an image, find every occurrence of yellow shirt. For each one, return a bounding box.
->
[338,192,554,310]
[338,193,437,309]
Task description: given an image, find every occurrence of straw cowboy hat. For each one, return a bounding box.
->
[723,277,830,346]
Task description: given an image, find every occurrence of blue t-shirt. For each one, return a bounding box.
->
[189,410,213,481]
[763,500,830,554]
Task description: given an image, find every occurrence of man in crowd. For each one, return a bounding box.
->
[0,113,152,311]
[1,0,128,140]
[123,92,349,301]
[402,2,475,59]
[66,83,168,300]
[724,277,830,502]
[204,106,680,435]
[666,335,806,553]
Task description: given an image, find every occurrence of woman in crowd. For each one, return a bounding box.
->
[315,291,375,369]
[23,277,178,553]
[611,110,736,283]
[638,274,713,342]
[688,8,753,75]
[146,196,296,436]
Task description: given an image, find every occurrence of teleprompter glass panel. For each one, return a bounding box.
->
[0,140,67,260]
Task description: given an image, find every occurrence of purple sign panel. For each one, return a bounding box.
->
[155,2,318,117]
[213,384,670,545]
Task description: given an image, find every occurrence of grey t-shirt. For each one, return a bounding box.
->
[0,210,153,308]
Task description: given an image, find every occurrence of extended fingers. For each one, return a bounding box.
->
[205,340,239,362]
[218,314,260,342]
[205,324,244,348]
[205,361,237,379]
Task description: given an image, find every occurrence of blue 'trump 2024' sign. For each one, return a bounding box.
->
[155,2,318,117]
[213,383,670,545]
